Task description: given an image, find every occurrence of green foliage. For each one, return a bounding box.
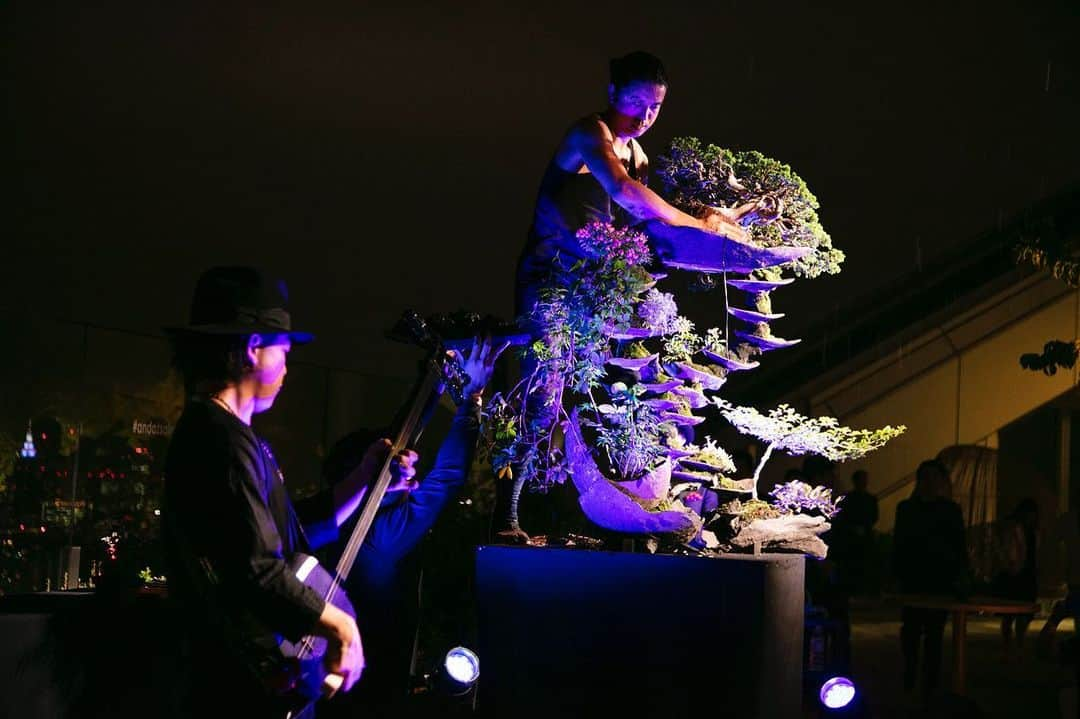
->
[656,137,844,278]
[479,394,519,480]
[713,400,904,502]
[530,239,655,397]
[137,566,166,584]
[662,317,703,363]
[740,499,781,522]
[586,383,668,480]
[688,436,737,474]
[714,401,906,462]
[482,225,659,490]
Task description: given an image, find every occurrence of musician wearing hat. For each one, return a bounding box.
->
[162,266,502,715]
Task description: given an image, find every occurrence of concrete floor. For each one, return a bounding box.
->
[841,599,1077,718]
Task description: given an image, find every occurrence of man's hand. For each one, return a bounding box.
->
[703,211,751,243]
[358,439,420,492]
[333,437,421,525]
[451,337,510,403]
[315,602,365,695]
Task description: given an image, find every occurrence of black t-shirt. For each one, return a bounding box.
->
[516,129,645,314]
[163,398,334,654]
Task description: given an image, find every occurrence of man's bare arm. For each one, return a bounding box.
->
[571,118,748,242]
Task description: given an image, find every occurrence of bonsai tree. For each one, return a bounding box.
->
[655,137,845,279]
[475,139,907,556]
[712,400,906,500]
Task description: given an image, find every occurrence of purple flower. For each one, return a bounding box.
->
[637,289,679,333]
[575,222,651,266]
[768,480,841,518]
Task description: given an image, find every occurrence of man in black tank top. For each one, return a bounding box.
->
[515,51,749,315]
[499,52,753,541]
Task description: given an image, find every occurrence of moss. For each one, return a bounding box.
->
[740,499,781,522]
[625,341,652,359]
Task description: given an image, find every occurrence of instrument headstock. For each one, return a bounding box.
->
[384,311,462,403]
[387,310,531,403]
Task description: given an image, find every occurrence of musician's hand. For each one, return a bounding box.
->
[389,446,419,492]
[359,439,420,492]
[451,336,510,403]
[316,602,365,695]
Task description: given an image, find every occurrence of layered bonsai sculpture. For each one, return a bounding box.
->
[480,138,904,557]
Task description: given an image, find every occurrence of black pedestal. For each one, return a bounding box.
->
[475,546,805,718]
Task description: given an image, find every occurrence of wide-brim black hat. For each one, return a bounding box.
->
[165,266,314,344]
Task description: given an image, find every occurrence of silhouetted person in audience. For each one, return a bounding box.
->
[894,459,968,699]
[1052,498,1080,620]
[839,470,879,535]
[833,469,879,596]
[993,498,1039,661]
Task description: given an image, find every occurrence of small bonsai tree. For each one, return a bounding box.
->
[713,400,906,500]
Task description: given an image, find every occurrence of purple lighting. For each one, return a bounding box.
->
[819,676,856,709]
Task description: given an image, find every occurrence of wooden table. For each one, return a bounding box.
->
[898,595,1039,695]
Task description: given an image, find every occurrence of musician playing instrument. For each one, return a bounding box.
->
[162,266,501,716]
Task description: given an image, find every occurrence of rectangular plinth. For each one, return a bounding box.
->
[475,546,805,718]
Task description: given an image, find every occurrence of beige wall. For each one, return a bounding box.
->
[797,276,1080,531]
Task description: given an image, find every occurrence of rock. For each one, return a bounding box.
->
[730,514,832,559]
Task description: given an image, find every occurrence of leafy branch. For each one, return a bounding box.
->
[655,137,844,279]
[713,400,906,499]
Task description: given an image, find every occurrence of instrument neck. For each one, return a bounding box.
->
[330,357,446,587]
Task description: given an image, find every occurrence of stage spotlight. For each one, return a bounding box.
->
[409,648,480,715]
[441,646,480,694]
[819,676,856,710]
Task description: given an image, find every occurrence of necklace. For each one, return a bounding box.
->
[209,394,246,424]
[209,395,285,487]
[209,394,233,415]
